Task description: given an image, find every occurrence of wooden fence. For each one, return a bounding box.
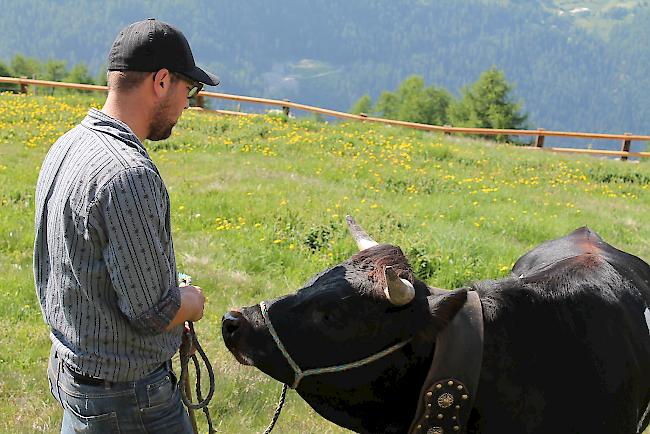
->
[1,76,649,160]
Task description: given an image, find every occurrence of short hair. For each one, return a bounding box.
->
[107,70,181,93]
[107,70,150,93]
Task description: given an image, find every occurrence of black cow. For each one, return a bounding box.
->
[222,218,650,433]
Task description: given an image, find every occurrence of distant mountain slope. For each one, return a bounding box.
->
[1,0,649,147]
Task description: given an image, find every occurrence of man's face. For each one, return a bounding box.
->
[147,73,197,141]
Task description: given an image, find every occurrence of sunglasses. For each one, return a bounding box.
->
[174,72,203,98]
[154,71,203,98]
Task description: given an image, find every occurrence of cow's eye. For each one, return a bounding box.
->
[313,310,339,327]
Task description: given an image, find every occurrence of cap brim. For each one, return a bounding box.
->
[184,66,219,86]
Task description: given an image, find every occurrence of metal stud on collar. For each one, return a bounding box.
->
[413,379,469,433]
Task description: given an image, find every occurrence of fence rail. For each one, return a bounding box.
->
[2,76,649,160]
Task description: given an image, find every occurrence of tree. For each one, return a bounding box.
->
[43,59,68,82]
[0,60,12,77]
[373,75,452,125]
[0,60,18,92]
[10,54,42,78]
[95,64,108,86]
[350,94,373,114]
[449,67,528,141]
[394,76,451,125]
[65,63,94,85]
[420,86,452,125]
[374,90,400,119]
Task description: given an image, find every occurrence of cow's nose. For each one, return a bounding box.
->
[222,310,243,338]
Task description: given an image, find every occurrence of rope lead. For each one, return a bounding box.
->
[179,321,217,434]
[263,384,288,434]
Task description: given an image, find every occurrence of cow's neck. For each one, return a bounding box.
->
[408,289,484,434]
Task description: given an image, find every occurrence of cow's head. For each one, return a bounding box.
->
[222,216,467,433]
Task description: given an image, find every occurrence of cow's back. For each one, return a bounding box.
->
[513,226,650,305]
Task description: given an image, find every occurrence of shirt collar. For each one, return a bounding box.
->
[81,108,150,159]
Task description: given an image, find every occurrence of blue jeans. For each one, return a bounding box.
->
[48,348,193,434]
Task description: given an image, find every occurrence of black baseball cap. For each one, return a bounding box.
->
[108,18,219,86]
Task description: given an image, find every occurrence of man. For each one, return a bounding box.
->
[33,19,218,433]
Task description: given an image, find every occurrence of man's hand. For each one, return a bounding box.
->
[180,285,205,322]
[166,285,205,330]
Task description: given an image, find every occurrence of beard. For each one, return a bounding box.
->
[147,97,178,141]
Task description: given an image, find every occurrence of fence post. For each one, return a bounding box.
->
[443,124,452,137]
[535,128,545,148]
[195,94,205,109]
[282,99,290,117]
[620,133,632,161]
[19,77,28,94]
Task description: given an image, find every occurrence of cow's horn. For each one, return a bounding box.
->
[384,266,415,306]
[346,215,379,251]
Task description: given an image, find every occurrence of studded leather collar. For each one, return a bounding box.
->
[408,290,484,434]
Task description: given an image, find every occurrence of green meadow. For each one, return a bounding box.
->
[0,92,648,433]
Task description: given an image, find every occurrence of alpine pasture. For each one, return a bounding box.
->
[1,92,648,433]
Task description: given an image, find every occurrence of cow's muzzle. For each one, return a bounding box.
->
[221,310,253,365]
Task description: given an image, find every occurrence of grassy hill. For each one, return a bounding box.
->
[1,92,649,433]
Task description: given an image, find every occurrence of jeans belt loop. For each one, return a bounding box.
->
[55,350,64,407]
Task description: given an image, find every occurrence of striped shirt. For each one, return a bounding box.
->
[33,108,182,382]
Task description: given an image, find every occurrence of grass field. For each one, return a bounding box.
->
[0,92,649,433]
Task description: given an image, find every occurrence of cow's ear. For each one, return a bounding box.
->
[427,288,468,330]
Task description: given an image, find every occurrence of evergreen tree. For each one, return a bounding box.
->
[350,94,373,114]
[449,67,528,141]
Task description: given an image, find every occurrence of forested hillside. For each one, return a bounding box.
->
[1,0,649,142]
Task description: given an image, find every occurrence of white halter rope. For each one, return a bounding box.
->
[259,300,412,389]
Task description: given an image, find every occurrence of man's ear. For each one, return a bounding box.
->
[152,69,171,98]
